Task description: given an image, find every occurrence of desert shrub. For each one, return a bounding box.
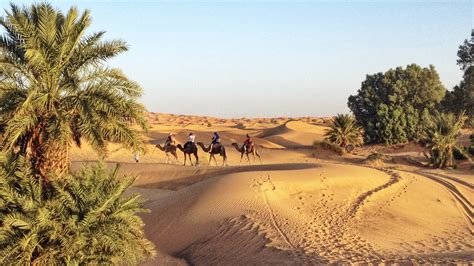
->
[0,155,155,265]
[348,64,445,144]
[324,114,363,149]
[207,122,212,127]
[422,112,471,168]
[313,140,344,155]
[365,152,392,162]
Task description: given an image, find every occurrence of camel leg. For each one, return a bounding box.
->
[173,152,178,164]
[240,153,244,165]
[194,152,199,166]
[256,150,262,164]
[246,153,251,164]
[208,154,212,165]
[190,154,194,166]
[165,152,170,164]
[183,153,187,166]
[213,155,218,166]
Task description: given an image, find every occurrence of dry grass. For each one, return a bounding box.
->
[313,140,344,155]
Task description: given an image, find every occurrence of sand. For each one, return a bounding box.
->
[70,113,473,264]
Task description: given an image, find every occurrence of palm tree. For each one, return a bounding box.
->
[0,3,146,180]
[324,114,363,149]
[423,112,471,168]
[0,153,155,264]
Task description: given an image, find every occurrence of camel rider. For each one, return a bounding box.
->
[243,134,254,152]
[164,133,176,147]
[209,132,220,152]
[185,132,195,149]
[188,132,196,143]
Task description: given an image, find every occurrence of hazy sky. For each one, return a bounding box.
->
[4,0,473,118]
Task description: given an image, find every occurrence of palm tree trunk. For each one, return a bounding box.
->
[30,126,69,181]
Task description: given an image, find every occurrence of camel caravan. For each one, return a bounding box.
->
[155,132,261,166]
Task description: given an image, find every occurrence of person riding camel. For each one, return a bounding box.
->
[243,134,254,152]
[185,132,196,149]
[209,132,220,153]
[164,133,176,148]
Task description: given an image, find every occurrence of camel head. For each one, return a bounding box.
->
[196,142,210,152]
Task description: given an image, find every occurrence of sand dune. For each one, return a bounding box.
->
[70,113,473,264]
[138,163,472,264]
[258,120,328,147]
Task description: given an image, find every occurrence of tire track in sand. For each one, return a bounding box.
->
[252,175,297,250]
[414,170,473,227]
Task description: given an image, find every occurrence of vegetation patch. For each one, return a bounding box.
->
[0,155,155,265]
[324,114,363,151]
[364,153,394,166]
[313,140,345,156]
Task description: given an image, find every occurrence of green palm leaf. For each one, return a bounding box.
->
[0,3,146,179]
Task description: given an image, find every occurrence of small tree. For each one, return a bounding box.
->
[423,112,471,168]
[324,114,363,149]
[0,154,155,264]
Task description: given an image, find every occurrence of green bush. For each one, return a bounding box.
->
[324,114,363,149]
[0,155,155,265]
[348,64,445,144]
[422,112,471,168]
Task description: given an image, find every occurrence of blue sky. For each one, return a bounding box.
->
[4,0,473,118]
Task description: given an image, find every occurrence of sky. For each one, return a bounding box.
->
[3,0,473,118]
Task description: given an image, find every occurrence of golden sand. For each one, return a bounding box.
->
[71,113,473,264]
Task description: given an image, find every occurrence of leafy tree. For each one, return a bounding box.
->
[442,30,474,126]
[422,112,471,168]
[324,114,363,149]
[0,154,155,264]
[348,64,445,144]
[456,29,474,71]
[0,3,146,180]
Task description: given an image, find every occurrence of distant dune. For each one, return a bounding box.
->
[258,120,328,147]
[70,112,473,264]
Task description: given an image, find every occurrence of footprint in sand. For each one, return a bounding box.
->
[251,175,275,193]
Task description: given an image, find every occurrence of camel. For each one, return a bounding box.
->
[196,142,228,166]
[177,143,199,166]
[231,143,261,164]
[155,144,178,164]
